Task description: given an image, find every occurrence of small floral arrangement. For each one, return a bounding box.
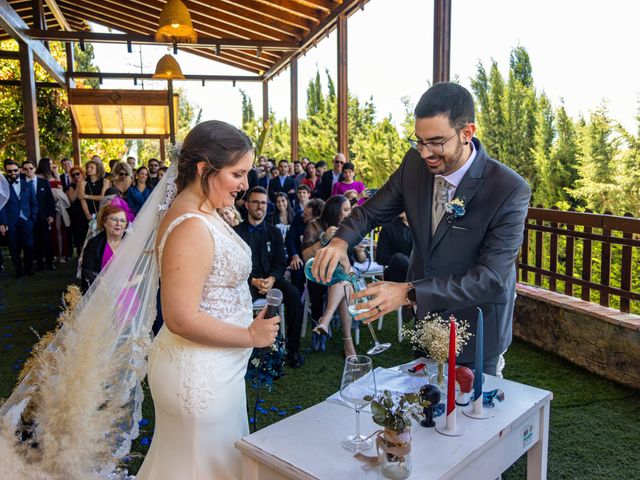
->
[444,197,466,223]
[403,313,471,365]
[370,390,429,433]
[245,338,286,390]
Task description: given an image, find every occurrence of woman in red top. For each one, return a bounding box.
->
[301,161,319,193]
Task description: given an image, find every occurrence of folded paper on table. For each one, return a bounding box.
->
[327,365,431,411]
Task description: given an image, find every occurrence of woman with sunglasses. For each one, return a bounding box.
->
[80,202,128,293]
[110,161,133,198]
[66,166,89,257]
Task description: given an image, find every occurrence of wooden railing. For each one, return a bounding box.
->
[519,207,640,314]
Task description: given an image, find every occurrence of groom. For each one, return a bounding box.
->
[312,83,531,375]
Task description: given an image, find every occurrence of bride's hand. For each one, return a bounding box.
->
[248,308,280,348]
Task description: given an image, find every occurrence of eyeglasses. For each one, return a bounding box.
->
[5,169,19,174]
[407,132,459,154]
[23,166,35,171]
[118,172,129,176]
[334,160,345,165]
[107,217,127,224]
[71,172,81,177]
[248,200,267,206]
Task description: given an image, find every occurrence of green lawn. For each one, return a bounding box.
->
[1,257,639,478]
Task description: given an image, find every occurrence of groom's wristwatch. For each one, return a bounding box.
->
[405,283,417,306]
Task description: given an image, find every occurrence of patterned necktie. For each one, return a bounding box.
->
[431,176,450,235]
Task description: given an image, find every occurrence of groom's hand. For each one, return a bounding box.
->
[353,281,410,324]
[312,237,350,284]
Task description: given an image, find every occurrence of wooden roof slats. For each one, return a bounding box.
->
[1,0,366,75]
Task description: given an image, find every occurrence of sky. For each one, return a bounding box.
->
[91,0,640,135]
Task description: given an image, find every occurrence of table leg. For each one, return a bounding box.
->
[242,454,260,480]
[527,401,550,480]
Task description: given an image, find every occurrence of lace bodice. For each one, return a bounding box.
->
[158,212,253,326]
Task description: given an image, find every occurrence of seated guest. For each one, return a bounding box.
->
[268,159,296,204]
[302,195,365,357]
[218,206,242,227]
[301,161,319,193]
[158,166,168,180]
[286,198,324,294]
[268,192,295,240]
[316,154,344,200]
[294,184,311,215]
[376,212,413,283]
[80,202,127,293]
[127,166,152,215]
[343,189,359,207]
[234,187,304,368]
[256,164,269,189]
[332,162,370,205]
[292,160,305,185]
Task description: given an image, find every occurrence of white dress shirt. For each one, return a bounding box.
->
[435,141,477,201]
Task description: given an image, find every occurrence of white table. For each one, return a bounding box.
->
[236,374,552,480]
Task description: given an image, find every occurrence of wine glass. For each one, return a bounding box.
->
[340,355,377,452]
[345,278,392,355]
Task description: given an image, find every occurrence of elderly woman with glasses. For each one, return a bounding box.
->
[80,202,128,293]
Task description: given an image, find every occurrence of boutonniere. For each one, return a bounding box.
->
[444,197,466,223]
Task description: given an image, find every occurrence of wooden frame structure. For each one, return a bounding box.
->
[0,0,452,163]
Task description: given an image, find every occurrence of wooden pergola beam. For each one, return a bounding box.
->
[68,88,171,106]
[290,56,298,162]
[67,72,262,82]
[433,0,451,83]
[0,79,60,87]
[19,43,40,163]
[0,0,68,87]
[78,133,168,139]
[27,29,300,50]
[263,0,367,81]
[337,14,348,157]
[44,0,71,30]
[0,50,20,59]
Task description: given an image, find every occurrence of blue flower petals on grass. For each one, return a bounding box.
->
[140,437,150,446]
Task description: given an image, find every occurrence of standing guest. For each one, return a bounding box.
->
[316,153,345,200]
[126,156,137,171]
[376,212,414,283]
[301,161,319,193]
[269,167,279,180]
[301,157,310,170]
[66,166,89,257]
[110,161,133,198]
[332,161,370,205]
[38,158,71,264]
[147,158,161,190]
[106,159,118,180]
[59,157,72,192]
[286,197,324,294]
[79,158,110,223]
[127,166,152,215]
[315,160,327,179]
[80,203,127,293]
[0,159,37,277]
[313,82,531,376]
[234,186,304,368]
[268,192,295,240]
[158,165,168,180]
[294,184,311,215]
[268,159,296,204]
[25,159,55,270]
[292,160,305,185]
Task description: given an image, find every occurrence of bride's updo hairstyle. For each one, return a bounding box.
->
[176,120,253,197]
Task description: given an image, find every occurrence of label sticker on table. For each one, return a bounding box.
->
[522,424,534,450]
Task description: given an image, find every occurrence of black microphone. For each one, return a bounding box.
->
[264,288,283,319]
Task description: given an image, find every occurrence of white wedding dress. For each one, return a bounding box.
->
[136,212,254,480]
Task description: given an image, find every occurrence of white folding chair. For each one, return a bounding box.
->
[252,298,286,338]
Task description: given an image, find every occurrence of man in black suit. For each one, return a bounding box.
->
[376,212,414,283]
[22,160,56,270]
[235,187,304,368]
[313,83,531,376]
[59,157,72,192]
[0,159,37,277]
[268,160,296,204]
[316,153,345,200]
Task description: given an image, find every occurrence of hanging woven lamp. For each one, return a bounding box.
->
[156,0,197,43]
[152,54,186,80]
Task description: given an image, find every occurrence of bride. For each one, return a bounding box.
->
[0,121,279,480]
[137,120,280,479]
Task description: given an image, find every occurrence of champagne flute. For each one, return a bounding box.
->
[345,278,392,355]
[340,355,376,452]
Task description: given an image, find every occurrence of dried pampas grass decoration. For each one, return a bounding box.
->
[1,282,152,479]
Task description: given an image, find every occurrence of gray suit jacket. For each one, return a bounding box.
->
[335,138,531,363]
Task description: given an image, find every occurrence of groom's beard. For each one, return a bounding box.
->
[426,139,465,176]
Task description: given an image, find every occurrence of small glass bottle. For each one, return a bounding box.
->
[304,257,355,286]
